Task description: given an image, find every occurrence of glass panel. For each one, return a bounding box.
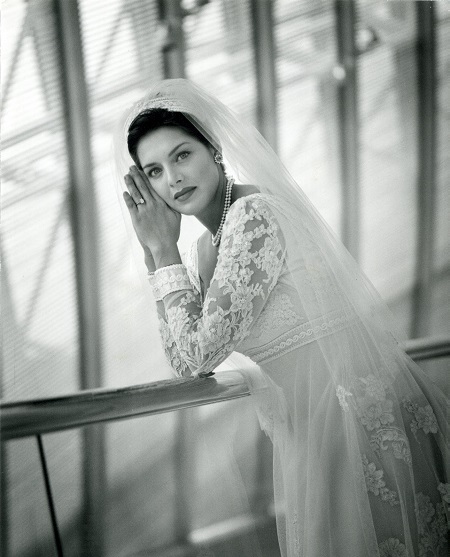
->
[182,0,258,255]
[1,1,78,399]
[356,0,418,335]
[105,414,178,554]
[2,2,82,554]
[184,0,257,122]
[433,5,450,336]
[7,438,59,557]
[275,0,341,235]
[419,356,450,400]
[182,1,264,543]
[79,1,177,554]
[79,0,168,389]
[6,431,83,557]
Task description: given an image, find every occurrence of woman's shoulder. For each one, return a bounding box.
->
[232,183,260,202]
[228,185,281,219]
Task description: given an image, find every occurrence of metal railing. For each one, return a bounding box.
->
[1,335,449,557]
[2,336,450,441]
[1,336,448,441]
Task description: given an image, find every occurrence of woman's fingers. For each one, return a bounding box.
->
[128,166,156,202]
[123,173,145,206]
[122,166,181,251]
[123,191,138,212]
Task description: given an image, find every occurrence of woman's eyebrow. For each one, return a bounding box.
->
[142,142,191,170]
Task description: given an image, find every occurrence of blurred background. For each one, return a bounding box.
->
[1,0,449,556]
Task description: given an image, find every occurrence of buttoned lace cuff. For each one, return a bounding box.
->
[149,264,192,301]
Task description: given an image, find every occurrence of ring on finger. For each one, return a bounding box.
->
[136,198,145,205]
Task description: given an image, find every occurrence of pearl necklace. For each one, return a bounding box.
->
[212,177,234,247]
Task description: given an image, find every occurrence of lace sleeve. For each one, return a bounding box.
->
[156,196,286,377]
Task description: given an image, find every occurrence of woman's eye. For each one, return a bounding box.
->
[149,168,161,178]
[177,151,190,161]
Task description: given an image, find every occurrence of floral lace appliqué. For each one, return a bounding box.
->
[336,385,353,412]
[157,196,285,377]
[402,398,438,436]
[415,492,447,556]
[437,483,450,505]
[369,427,412,466]
[378,538,408,557]
[158,316,190,377]
[357,398,395,431]
[252,290,302,338]
[360,374,388,401]
[361,455,399,506]
[356,374,395,431]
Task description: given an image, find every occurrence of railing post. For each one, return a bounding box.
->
[174,409,196,544]
[52,0,105,555]
[0,243,14,556]
[159,0,186,79]
[334,0,360,261]
[251,0,278,151]
[250,0,278,516]
[411,2,437,338]
[37,436,64,557]
[158,0,194,545]
[0,439,8,556]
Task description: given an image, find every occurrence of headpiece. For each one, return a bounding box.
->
[121,82,222,153]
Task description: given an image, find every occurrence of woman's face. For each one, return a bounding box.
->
[136,126,220,216]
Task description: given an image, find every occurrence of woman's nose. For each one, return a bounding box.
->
[167,169,182,187]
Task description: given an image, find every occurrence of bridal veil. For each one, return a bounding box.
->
[114,79,448,557]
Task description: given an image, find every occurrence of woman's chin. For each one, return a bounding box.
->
[179,207,198,217]
[175,195,209,217]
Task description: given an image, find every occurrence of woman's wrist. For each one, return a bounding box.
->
[145,259,156,274]
[142,246,156,273]
[152,244,182,270]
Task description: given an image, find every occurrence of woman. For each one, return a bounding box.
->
[116,79,448,556]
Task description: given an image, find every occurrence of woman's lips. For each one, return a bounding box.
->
[174,187,196,201]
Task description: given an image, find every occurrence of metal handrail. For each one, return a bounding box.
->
[1,336,449,441]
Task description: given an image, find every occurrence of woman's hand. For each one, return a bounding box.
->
[123,166,182,268]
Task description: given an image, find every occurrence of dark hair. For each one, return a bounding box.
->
[127,109,211,168]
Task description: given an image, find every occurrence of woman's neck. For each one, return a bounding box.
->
[196,171,228,236]
[195,181,261,236]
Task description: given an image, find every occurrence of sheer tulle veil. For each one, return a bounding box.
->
[114,78,402,340]
[113,79,448,556]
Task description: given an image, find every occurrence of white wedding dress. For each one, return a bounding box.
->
[117,78,448,557]
[151,193,449,557]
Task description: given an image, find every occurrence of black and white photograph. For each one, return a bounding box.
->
[1,1,449,556]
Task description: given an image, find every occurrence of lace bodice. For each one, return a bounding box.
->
[154,194,350,377]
